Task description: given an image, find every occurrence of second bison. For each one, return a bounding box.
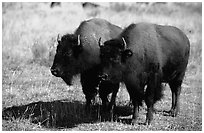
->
[99,22,190,125]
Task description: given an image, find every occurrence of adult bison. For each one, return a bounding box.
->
[99,22,190,125]
[50,18,122,120]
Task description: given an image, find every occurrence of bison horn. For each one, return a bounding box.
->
[77,35,81,46]
[57,34,62,43]
[122,37,127,49]
[98,37,104,47]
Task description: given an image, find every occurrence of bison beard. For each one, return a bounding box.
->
[61,75,73,86]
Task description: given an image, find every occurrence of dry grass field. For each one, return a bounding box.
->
[2,2,202,131]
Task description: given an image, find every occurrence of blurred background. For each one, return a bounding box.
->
[2,2,202,131]
[2,2,202,69]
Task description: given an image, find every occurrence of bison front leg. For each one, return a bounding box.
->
[145,83,154,125]
[108,83,119,122]
[126,85,143,125]
[131,101,140,125]
[101,96,109,112]
[108,88,117,122]
[99,83,110,121]
[145,95,154,125]
[99,81,119,122]
[82,86,98,114]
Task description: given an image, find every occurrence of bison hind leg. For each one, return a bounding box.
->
[165,71,185,117]
[168,79,183,117]
[153,73,164,103]
[153,83,164,103]
[144,72,163,125]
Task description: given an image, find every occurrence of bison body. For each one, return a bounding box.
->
[50,18,122,119]
[99,23,190,124]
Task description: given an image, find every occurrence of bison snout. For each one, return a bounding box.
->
[51,68,62,77]
[99,73,109,81]
[50,68,57,76]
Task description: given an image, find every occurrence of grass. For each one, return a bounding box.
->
[2,2,202,131]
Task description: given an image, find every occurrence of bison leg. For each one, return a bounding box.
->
[145,88,154,125]
[99,82,119,121]
[108,84,119,122]
[145,73,162,125]
[81,70,99,113]
[131,101,140,125]
[99,96,109,121]
[145,103,154,125]
[82,86,98,113]
[168,80,182,117]
[85,95,92,112]
[99,82,110,121]
[100,95,109,112]
[126,85,143,125]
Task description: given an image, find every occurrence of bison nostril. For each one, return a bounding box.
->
[53,71,58,76]
[50,68,55,72]
[51,68,58,76]
[103,74,108,79]
[99,73,109,80]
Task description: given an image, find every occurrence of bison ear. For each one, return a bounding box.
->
[98,37,104,47]
[122,49,133,58]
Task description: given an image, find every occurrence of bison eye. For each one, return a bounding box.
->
[56,49,62,54]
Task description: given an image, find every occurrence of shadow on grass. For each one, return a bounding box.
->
[2,100,98,128]
[2,100,133,128]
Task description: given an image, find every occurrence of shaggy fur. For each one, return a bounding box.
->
[100,22,190,125]
[50,18,122,120]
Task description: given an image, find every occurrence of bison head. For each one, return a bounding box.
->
[98,37,133,83]
[50,34,83,85]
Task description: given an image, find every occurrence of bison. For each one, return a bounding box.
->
[99,22,190,125]
[50,18,122,120]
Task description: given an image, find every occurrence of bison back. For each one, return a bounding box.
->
[120,22,190,82]
[75,18,122,66]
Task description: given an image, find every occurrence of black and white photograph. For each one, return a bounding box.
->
[2,1,202,131]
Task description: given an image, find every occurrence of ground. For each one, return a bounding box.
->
[2,2,202,131]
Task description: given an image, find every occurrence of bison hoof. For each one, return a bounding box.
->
[144,120,151,125]
[131,119,138,125]
[163,109,178,117]
[169,110,178,117]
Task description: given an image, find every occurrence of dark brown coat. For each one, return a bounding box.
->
[99,22,190,124]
